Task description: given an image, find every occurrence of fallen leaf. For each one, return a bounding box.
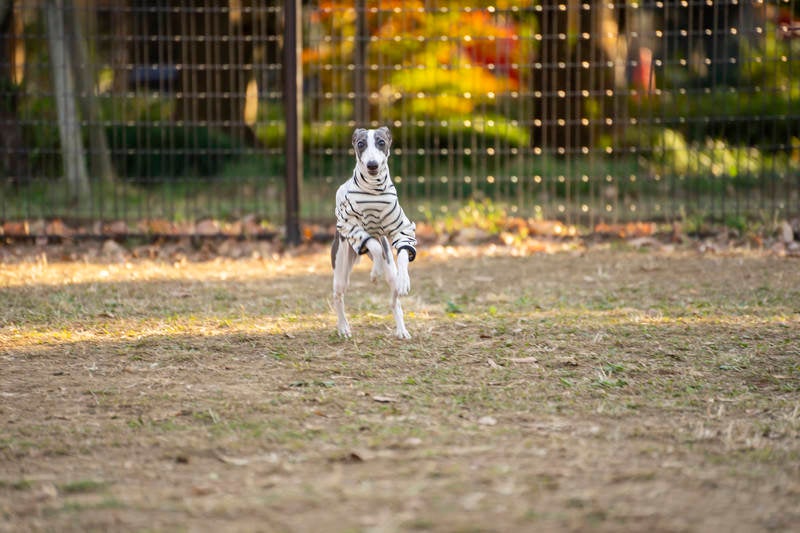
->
[478,416,497,426]
[170,290,191,298]
[105,220,128,236]
[46,219,73,237]
[332,450,372,463]
[214,451,249,466]
[38,483,58,500]
[508,357,539,364]
[461,491,486,510]
[101,239,126,258]
[372,395,398,403]
[2,221,27,235]
[628,236,662,249]
[195,219,220,236]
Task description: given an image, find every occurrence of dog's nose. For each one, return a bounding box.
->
[366,160,379,171]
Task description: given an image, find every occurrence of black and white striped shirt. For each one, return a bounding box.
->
[335,170,417,262]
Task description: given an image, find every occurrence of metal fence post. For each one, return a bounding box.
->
[354,0,368,125]
[283,0,302,245]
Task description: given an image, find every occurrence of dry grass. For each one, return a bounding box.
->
[1,244,799,532]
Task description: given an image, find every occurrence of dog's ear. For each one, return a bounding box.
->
[377,126,392,147]
[352,128,367,147]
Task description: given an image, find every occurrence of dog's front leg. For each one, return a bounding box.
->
[390,248,411,339]
[365,238,410,339]
[396,249,411,296]
[381,240,411,340]
[390,290,410,340]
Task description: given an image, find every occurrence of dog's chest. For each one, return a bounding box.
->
[346,177,397,234]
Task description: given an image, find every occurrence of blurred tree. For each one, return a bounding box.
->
[44,0,90,203]
[63,1,115,184]
[0,0,30,184]
[307,1,532,147]
[122,0,278,147]
[174,0,255,145]
[531,1,636,155]
[304,1,634,153]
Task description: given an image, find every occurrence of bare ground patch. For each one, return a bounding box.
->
[1,246,799,532]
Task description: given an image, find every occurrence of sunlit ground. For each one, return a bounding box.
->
[1,245,799,531]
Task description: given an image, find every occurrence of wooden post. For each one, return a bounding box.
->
[283,0,302,245]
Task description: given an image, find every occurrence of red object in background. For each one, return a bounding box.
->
[460,11,521,89]
[630,47,655,102]
[777,9,800,39]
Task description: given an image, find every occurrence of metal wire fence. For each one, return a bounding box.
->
[1,0,798,239]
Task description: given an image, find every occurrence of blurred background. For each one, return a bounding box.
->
[0,0,798,239]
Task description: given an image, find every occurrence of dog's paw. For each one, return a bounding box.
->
[395,327,411,340]
[337,322,352,338]
[396,270,411,296]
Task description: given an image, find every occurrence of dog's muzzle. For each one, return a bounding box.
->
[366,160,379,176]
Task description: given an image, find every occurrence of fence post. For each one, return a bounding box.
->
[354,0,368,125]
[283,0,302,245]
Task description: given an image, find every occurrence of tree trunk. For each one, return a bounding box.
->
[44,0,90,204]
[62,0,115,184]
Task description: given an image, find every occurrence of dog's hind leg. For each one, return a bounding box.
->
[332,233,358,338]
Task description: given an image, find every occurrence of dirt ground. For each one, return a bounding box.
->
[1,242,799,532]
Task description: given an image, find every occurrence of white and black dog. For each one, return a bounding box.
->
[332,127,417,339]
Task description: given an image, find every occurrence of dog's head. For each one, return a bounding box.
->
[352,127,392,180]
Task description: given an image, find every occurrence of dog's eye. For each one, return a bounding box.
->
[377,139,385,147]
[357,141,366,149]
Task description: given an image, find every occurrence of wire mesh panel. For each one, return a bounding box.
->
[304,0,799,226]
[0,0,798,237]
[0,0,284,235]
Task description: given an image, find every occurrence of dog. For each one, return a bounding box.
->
[331,127,417,339]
